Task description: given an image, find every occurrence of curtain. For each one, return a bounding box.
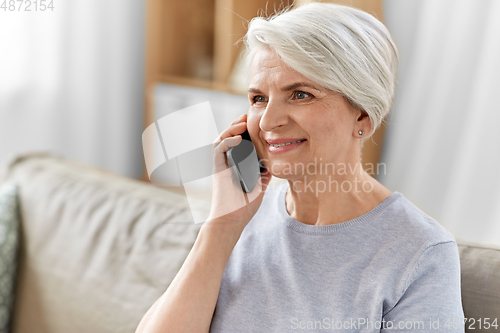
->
[380,0,500,247]
[0,0,145,178]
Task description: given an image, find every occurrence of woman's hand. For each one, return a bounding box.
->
[206,113,271,231]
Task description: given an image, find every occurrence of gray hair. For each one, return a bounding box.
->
[242,2,399,139]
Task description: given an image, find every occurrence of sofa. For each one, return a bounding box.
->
[0,153,499,333]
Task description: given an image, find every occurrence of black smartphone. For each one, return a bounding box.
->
[226,130,266,193]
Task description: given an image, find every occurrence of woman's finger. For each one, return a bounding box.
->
[214,135,242,155]
[213,122,247,145]
[212,135,243,173]
[230,113,247,125]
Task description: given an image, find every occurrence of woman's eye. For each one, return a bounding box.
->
[294,91,311,100]
[252,95,267,103]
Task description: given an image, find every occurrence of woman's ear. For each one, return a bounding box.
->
[354,109,371,138]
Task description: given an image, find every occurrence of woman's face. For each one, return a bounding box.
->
[247,48,369,180]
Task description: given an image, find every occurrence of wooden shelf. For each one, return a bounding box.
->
[154,75,233,94]
[144,0,291,128]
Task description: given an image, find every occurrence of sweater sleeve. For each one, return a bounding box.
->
[381,241,465,332]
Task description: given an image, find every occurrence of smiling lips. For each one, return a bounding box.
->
[266,138,307,154]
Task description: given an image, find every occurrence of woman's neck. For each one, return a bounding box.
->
[285,169,392,226]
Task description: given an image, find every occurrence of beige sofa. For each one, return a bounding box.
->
[2,153,499,333]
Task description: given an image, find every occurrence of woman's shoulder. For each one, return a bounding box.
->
[380,191,457,247]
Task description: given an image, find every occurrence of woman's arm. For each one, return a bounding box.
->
[135,221,244,333]
[135,114,271,333]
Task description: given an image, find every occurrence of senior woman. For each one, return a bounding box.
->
[136,3,464,333]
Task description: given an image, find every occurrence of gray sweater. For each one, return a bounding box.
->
[210,183,464,332]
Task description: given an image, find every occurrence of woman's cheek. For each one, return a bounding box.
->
[246,111,261,136]
[246,112,265,158]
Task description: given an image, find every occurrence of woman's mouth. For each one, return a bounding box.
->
[267,139,306,154]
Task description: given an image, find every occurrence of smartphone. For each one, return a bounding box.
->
[226,130,266,193]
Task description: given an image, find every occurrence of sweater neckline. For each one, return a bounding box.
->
[277,182,402,235]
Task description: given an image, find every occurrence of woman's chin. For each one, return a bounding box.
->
[267,170,303,181]
[264,161,309,180]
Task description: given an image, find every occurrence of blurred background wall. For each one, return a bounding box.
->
[381,0,500,247]
[0,0,145,178]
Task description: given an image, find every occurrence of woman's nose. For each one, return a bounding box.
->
[259,99,289,132]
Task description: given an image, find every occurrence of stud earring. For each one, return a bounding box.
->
[358,130,364,136]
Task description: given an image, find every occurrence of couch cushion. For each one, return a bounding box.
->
[458,242,500,331]
[3,153,210,333]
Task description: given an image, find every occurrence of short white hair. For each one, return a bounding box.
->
[243,2,399,139]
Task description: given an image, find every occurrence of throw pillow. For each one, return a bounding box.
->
[0,183,20,333]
